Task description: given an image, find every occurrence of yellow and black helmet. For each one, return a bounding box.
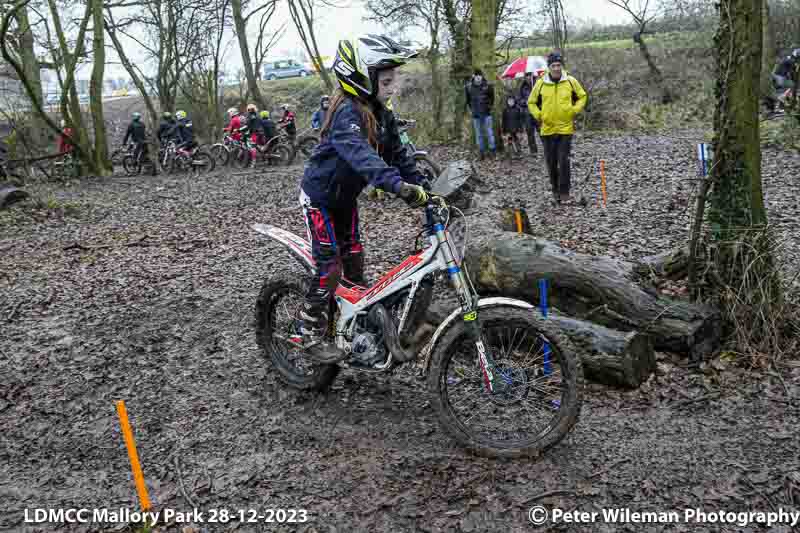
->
[332,35,418,101]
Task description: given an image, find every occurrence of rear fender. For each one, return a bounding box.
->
[413,150,429,158]
[420,297,535,375]
[252,223,314,272]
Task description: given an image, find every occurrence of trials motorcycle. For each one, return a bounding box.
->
[253,163,582,458]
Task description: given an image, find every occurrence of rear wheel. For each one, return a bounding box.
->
[255,278,339,391]
[122,155,141,176]
[233,146,252,169]
[427,306,582,458]
[189,152,212,177]
[270,144,292,166]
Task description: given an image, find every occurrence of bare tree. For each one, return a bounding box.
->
[90,0,111,174]
[252,4,285,80]
[606,0,674,103]
[365,0,445,131]
[286,0,333,91]
[231,0,279,107]
[1,0,106,175]
[543,0,567,57]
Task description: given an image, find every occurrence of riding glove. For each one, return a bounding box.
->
[397,182,429,208]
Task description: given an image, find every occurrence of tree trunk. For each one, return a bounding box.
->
[429,37,443,133]
[90,0,110,175]
[470,0,498,146]
[635,32,673,104]
[14,4,45,151]
[463,233,722,359]
[760,0,777,105]
[231,0,266,108]
[442,0,469,141]
[710,0,767,231]
[707,0,781,343]
[287,0,333,92]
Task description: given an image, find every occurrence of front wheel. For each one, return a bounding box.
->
[210,144,230,167]
[297,136,319,158]
[255,278,339,391]
[189,152,213,177]
[427,306,582,458]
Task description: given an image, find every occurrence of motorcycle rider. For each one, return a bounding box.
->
[224,107,244,142]
[174,110,196,152]
[260,110,277,144]
[311,95,330,129]
[157,111,178,145]
[122,112,154,174]
[772,48,800,110]
[279,103,297,144]
[245,103,262,167]
[297,34,430,361]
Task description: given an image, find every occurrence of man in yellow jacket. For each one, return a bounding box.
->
[528,52,588,204]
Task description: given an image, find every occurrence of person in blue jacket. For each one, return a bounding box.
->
[310,95,330,129]
[298,34,430,361]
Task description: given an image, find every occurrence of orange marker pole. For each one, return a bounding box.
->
[514,209,523,234]
[600,159,608,208]
[116,400,151,511]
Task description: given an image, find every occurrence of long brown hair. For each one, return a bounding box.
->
[320,89,378,147]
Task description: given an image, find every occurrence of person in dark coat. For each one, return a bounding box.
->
[517,72,539,155]
[501,96,523,157]
[464,68,496,160]
[122,112,154,173]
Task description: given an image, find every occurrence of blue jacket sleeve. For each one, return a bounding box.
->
[311,110,321,129]
[328,104,403,193]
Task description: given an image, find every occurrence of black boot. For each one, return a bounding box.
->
[342,251,366,287]
[299,287,344,363]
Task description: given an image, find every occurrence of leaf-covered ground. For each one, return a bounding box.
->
[1,130,799,533]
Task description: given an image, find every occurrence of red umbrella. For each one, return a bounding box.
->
[501,56,548,80]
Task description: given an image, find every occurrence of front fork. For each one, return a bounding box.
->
[434,221,506,395]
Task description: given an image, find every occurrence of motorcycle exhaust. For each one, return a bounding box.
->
[369,303,417,363]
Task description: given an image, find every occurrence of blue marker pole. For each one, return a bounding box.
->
[538,278,552,375]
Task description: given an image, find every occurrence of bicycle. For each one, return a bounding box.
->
[252,162,582,458]
[397,118,441,184]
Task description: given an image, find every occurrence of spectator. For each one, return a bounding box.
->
[528,52,588,205]
[311,95,330,130]
[501,95,523,157]
[57,119,74,155]
[517,71,539,156]
[465,68,496,160]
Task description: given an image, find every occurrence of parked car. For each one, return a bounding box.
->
[263,59,310,81]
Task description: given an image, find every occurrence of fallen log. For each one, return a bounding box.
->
[423,301,655,388]
[463,234,721,360]
[544,312,655,388]
[634,246,691,280]
[0,184,28,210]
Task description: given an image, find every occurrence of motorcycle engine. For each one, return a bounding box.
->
[350,327,386,367]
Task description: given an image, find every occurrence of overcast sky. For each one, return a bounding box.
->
[92,0,630,79]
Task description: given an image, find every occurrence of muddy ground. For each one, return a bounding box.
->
[1,130,799,533]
